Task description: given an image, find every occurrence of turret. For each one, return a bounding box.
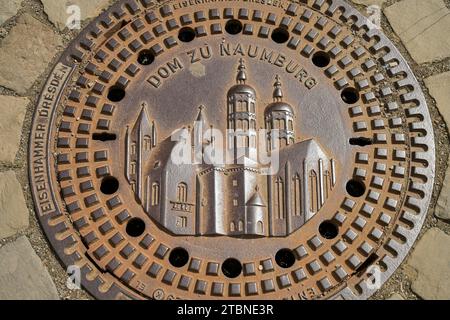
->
[227,59,258,163]
[264,76,295,150]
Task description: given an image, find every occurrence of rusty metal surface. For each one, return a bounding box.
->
[29,0,435,300]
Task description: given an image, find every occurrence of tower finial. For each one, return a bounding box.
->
[196,105,206,122]
[273,75,283,101]
[237,59,247,84]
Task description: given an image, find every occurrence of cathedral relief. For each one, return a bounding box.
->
[125,59,337,237]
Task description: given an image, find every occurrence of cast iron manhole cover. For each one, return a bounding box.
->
[29,0,435,300]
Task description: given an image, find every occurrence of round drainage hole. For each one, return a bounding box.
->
[346,179,366,197]
[349,137,373,146]
[319,220,339,239]
[178,27,196,42]
[92,132,117,141]
[126,218,146,237]
[107,86,126,102]
[341,87,360,104]
[100,176,119,194]
[137,49,155,66]
[275,248,296,268]
[225,19,243,35]
[271,27,290,44]
[169,247,190,267]
[312,51,331,67]
[222,258,242,278]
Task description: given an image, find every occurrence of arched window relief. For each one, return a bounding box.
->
[238,220,244,232]
[177,182,188,203]
[275,177,285,219]
[257,221,264,234]
[309,170,318,213]
[288,120,293,130]
[236,119,243,130]
[130,143,136,155]
[144,135,152,151]
[293,174,302,216]
[243,100,249,111]
[151,182,160,206]
[237,100,243,112]
[130,161,136,175]
[230,222,235,232]
[243,119,249,130]
[275,119,282,129]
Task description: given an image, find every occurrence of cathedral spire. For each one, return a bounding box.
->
[273,75,283,102]
[196,104,206,123]
[236,58,247,84]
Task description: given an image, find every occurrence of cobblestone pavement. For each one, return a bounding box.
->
[0,0,448,300]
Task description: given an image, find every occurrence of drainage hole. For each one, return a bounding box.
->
[225,19,243,35]
[319,220,339,239]
[271,27,290,44]
[100,176,119,195]
[126,217,146,237]
[169,247,190,267]
[221,258,242,278]
[107,85,126,102]
[341,87,360,104]
[349,137,373,146]
[275,248,296,268]
[346,179,366,197]
[312,51,331,67]
[92,132,117,141]
[137,49,155,66]
[178,27,196,42]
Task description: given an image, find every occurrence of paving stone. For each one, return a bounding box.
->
[0,13,62,95]
[384,0,450,64]
[425,72,450,128]
[425,72,450,220]
[0,236,59,299]
[0,0,22,25]
[406,228,450,299]
[386,293,405,300]
[436,163,450,221]
[41,0,111,31]
[0,171,29,239]
[0,95,28,163]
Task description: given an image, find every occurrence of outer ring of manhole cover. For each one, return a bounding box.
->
[29,0,435,300]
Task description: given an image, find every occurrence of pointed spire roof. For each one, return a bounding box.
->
[228,59,256,96]
[273,75,283,101]
[247,186,266,207]
[236,58,247,84]
[265,76,294,115]
[196,104,206,122]
[133,101,152,131]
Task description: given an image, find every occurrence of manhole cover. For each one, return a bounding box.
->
[29,0,435,300]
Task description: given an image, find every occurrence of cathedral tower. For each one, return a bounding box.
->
[265,76,295,150]
[227,59,257,163]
